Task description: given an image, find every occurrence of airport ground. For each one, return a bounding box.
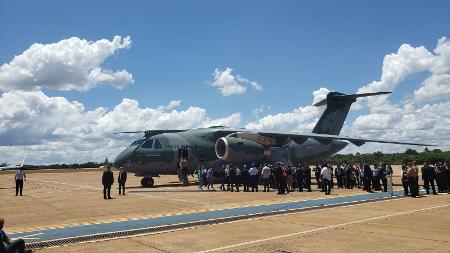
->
[0,166,449,252]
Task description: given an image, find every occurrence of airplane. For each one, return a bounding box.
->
[113,91,435,187]
[0,157,26,171]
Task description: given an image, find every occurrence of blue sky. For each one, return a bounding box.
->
[0,0,449,163]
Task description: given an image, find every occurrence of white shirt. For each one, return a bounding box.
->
[320,167,332,181]
[262,166,271,178]
[249,167,259,176]
[16,170,25,180]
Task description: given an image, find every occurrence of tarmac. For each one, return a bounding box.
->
[1,167,449,252]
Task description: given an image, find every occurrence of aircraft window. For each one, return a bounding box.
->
[130,139,145,147]
[154,139,162,149]
[141,139,154,149]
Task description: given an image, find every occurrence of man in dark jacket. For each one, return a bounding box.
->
[422,162,437,195]
[102,166,114,199]
[363,161,373,193]
[295,165,304,192]
[118,167,127,195]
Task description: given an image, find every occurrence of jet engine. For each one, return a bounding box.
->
[215,137,271,162]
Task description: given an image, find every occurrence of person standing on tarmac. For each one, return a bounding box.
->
[118,167,127,195]
[400,164,409,196]
[422,162,437,195]
[241,165,250,192]
[407,162,419,197]
[363,161,373,193]
[320,164,332,195]
[295,164,304,192]
[445,161,450,194]
[386,164,394,196]
[303,164,312,192]
[275,163,285,194]
[15,167,26,196]
[261,164,271,192]
[249,164,259,192]
[102,166,114,200]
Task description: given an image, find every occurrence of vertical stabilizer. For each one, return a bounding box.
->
[312,91,391,135]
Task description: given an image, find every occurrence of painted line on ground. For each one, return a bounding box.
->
[194,203,450,253]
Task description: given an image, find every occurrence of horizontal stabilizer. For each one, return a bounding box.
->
[313,91,391,107]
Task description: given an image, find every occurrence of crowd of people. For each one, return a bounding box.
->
[194,160,450,197]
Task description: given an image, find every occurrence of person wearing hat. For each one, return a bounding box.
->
[1,217,32,253]
[102,166,114,199]
[118,167,127,195]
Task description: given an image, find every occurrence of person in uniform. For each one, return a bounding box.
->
[118,167,127,195]
[407,162,419,197]
[15,168,26,196]
[102,166,114,199]
[0,217,32,253]
[422,162,437,195]
[241,165,250,192]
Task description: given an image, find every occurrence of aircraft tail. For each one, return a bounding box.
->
[312,91,391,135]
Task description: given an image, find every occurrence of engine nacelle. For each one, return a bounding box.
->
[215,137,271,162]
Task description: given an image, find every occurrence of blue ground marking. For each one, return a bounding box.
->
[11,191,401,243]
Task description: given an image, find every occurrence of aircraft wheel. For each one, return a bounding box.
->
[141,177,154,187]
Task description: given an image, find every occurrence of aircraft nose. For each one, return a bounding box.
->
[114,148,134,168]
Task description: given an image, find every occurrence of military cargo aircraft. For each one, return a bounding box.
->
[114,91,434,187]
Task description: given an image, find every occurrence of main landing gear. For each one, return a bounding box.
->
[141,177,154,187]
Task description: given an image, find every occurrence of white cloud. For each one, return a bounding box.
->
[0,36,134,92]
[246,89,324,132]
[211,68,262,96]
[157,100,181,110]
[0,91,241,164]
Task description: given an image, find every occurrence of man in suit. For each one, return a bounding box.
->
[422,162,437,195]
[102,166,114,199]
[363,161,373,193]
[118,167,127,195]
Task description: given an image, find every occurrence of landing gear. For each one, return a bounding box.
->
[141,177,154,187]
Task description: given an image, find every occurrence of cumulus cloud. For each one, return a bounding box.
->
[0,91,241,164]
[157,100,182,110]
[0,36,134,92]
[344,37,450,153]
[211,68,262,96]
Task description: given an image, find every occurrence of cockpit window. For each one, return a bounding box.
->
[154,139,162,149]
[129,139,145,147]
[141,139,154,149]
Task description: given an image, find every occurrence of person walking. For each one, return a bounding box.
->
[102,166,114,199]
[118,167,127,195]
[422,162,437,195]
[197,166,204,191]
[207,167,215,191]
[15,168,26,196]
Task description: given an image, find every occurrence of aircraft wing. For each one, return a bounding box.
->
[229,131,436,147]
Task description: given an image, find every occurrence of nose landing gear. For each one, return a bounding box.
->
[141,177,154,187]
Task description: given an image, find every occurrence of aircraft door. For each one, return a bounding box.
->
[266,147,289,164]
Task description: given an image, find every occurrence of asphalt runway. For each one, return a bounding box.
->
[1,169,449,252]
